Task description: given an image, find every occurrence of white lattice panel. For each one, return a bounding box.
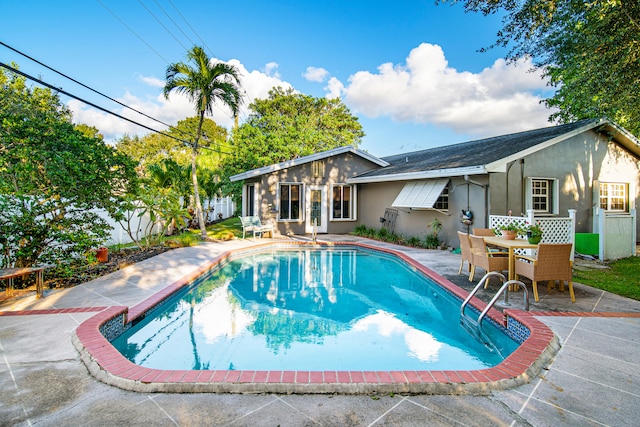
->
[489,215,528,238]
[536,218,573,243]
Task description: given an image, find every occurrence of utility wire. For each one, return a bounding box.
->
[152,0,198,48]
[0,62,234,155]
[0,61,192,146]
[137,0,189,51]
[0,47,234,155]
[0,40,196,140]
[96,0,168,64]
[2,61,234,155]
[167,0,215,59]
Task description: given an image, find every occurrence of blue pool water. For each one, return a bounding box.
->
[111,247,519,371]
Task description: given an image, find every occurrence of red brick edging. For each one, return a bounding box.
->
[67,241,572,394]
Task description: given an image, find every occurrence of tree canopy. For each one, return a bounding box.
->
[226,87,364,175]
[116,117,228,171]
[441,0,640,137]
[0,66,137,267]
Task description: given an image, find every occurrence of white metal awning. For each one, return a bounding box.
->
[392,179,449,210]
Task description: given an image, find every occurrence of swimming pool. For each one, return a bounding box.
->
[74,241,559,394]
[111,247,518,371]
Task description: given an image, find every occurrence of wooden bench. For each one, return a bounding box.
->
[239,216,274,239]
[0,267,47,299]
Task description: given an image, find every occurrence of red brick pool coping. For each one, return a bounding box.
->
[8,241,635,394]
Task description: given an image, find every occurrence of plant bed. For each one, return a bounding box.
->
[44,245,174,289]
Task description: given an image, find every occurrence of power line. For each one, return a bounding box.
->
[0,40,196,140]
[0,61,193,145]
[96,0,168,64]
[137,0,189,51]
[167,0,216,59]
[0,61,234,155]
[152,0,198,48]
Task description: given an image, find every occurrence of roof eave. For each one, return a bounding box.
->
[347,166,486,184]
[599,121,640,157]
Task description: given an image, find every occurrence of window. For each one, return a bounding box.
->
[244,184,255,216]
[332,184,356,220]
[433,185,449,211]
[531,179,550,212]
[279,183,302,220]
[526,178,558,214]
[311,161,325,178]
[600,182,628,212]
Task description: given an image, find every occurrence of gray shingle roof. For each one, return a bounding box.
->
[355,119,597,179]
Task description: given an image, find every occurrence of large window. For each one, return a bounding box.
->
[279,183,302,220]
[600,182,628,212]
[332,184,356,220]
[526,178,558,214]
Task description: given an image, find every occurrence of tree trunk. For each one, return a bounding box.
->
[192,111,208,240]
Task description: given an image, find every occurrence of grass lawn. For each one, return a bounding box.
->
[573,256,640,301]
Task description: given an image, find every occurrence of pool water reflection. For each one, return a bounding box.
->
[111,248,518,371]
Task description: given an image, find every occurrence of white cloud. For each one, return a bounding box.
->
[263,61,280,78]
[303,66,329,82]
[138,75,164,88]
[68,59,294,142]
[335,43,554,137]
[325,77,344,99]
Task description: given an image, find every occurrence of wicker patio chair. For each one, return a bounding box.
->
[514,243,574,303]
[473,228,507,253]
[457,231,473,278]
[469,234,509,284]
[472,228,494,236]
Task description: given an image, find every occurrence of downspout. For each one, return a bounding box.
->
[505,160,518,215]
[520,159,525,215]
[463,175,489,227]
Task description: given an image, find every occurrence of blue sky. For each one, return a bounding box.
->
[1,0,556,156]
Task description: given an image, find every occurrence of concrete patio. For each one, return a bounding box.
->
[1,235,639,426]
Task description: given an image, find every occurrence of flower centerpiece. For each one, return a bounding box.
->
[525,222,543,244]
[493,222,522,240]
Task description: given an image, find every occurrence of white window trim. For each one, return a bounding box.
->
[330,183,357,221]
[277,182,305,222]
[525,177,559,215]
[599,181,629,212]
[243,183,258,217]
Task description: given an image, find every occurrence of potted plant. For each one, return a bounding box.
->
[525,223,543,244]
[493,222,522,240]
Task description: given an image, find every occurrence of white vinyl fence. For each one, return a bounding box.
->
[101,196,236,245]
[597,208,637,260]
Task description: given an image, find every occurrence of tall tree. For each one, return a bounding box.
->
[439,1,640,136]
[226,87,364,173]
[0,66,137,267]
[163,46,242,239]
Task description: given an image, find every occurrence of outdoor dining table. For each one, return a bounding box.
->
[481,235,539,281]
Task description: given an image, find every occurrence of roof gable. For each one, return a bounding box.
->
[229,146,388,182]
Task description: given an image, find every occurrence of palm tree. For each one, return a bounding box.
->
[163,46,242,239]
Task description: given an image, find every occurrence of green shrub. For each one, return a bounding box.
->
[407,236,422,247]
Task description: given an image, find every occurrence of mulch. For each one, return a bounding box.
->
[45,245,175,288]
